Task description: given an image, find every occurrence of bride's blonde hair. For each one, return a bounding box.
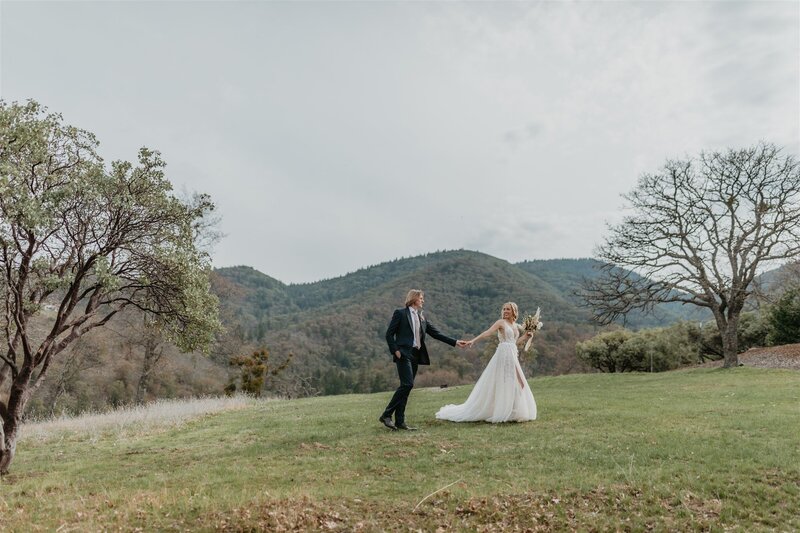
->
[502,302,519,321]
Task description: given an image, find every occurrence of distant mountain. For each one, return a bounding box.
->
[216,251,600,337]
[211,250,710,395]
[517,258,710,327]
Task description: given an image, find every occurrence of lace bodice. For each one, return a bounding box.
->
[497,322,520,344]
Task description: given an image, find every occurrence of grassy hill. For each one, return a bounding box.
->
[5,368,799,531]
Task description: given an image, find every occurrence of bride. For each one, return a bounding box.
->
[436,302,537,423]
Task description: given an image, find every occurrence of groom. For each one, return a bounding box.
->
[380,289,466,431]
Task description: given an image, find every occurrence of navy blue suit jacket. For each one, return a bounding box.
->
[385,307,456,365]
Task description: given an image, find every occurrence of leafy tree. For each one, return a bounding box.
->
[575,330,633,373]
[767,287,800,345]
[692,311,769,361]
[577,324,699,373]
[584,143,800,368]
[617,324,698,372]
[229,348,292,397]
[0,100,220,474]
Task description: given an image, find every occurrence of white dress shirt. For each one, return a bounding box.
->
[410,307,421,349]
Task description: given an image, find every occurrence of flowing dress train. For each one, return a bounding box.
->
[436,322,537,423]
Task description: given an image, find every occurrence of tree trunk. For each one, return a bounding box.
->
[0,424,17,475]
[721,317,740,368]
[0,368,32,475]
[46,353,77,416]
[47,380,67,418]
[135,337,163,404]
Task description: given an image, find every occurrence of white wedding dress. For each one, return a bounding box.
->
[436,322,537,423]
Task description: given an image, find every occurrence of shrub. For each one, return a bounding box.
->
[767,287,800,345]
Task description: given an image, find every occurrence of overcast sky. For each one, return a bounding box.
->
[2,1,798,283]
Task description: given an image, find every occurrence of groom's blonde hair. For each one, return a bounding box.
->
[405,289,424,307]
[502,302,519,321]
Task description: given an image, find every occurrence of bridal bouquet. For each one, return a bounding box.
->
[522,308,543,352]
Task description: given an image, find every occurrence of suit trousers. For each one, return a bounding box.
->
[381,350,419,424]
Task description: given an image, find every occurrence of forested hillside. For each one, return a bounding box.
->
[26,250,722,417]
[213,250,707,396]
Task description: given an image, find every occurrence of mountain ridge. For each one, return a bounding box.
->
[211,250,713,394]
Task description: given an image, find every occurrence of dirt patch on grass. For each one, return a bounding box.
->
[699,343,800,370]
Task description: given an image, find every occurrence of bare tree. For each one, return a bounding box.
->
[583,143,800,368]
[44,336,103,416]
[103,312,171,405]
[111,315,168,405]
[0,101,221,473]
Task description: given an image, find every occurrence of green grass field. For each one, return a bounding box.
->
[2,367,799,531]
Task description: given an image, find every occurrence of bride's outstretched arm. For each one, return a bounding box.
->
[467,320,504,347]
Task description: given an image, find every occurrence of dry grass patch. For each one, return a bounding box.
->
[196,486,744,532]
[20,395,261,443]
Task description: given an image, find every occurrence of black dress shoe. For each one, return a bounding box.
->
[379,416,397,430]
[396,423,417,431]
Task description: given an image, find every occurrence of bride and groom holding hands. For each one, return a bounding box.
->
[379,289,537,431]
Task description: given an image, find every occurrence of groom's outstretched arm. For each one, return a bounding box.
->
[424,321,457,347]
[385,309,402,356]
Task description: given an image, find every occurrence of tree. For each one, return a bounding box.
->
[43,336,102,416]
[616,325,698,372]
[575,330,633,373]
[767,287,800,345]
[0,100,221,474]
[577,323,701,373]
[229,348,292,397]
[133,317,166,404]
[691,311,769,361]
[583,143,800,368]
